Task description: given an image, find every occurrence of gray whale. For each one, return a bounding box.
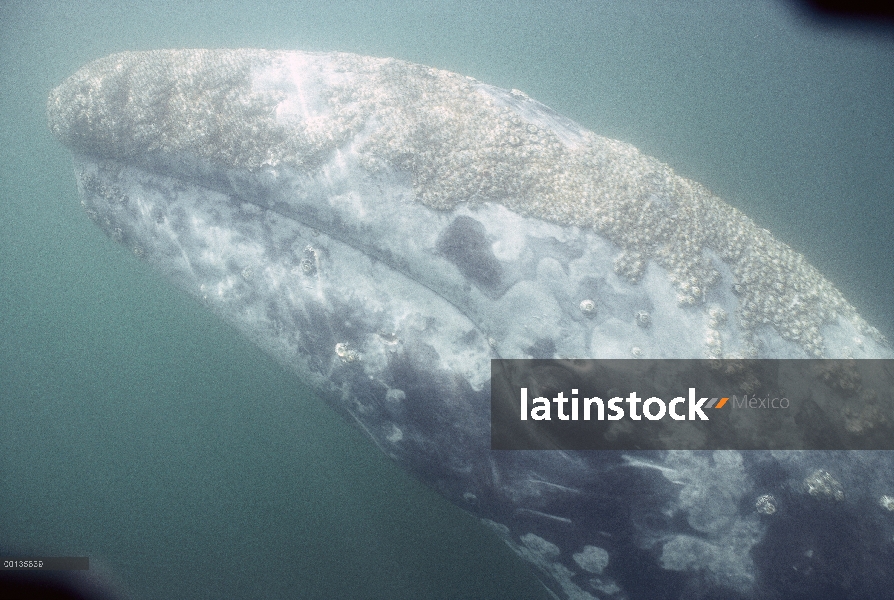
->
[48,50,894,599]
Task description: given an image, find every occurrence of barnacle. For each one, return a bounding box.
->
[635,310,651,328]
[755,494,777,515]
[804,469,844,501]
[335,342,359,363]
[579,299,597,317]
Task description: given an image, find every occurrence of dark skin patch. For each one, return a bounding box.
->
[436,215,503,292]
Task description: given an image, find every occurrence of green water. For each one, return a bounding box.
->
[1,1,892,598]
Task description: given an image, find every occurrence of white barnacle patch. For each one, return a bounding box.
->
[708,306,727,326]
[755,494,777,515]
[335,342,359,363]
[572,545,609,574]
[635,310,651,328]
[704,308,725,357]
[579,299,597,317]
[705,338,723,358]
[613,251,646,283]
[879,495,894,511]
[214,276,238,300]
[804,469,844,501]
[300,258,315,275]
[299,245,319,276]
[386,424,403,443]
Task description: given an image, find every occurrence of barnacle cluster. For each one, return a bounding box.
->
[635,310,652,328]
[49,50,278,169]
[804,469,845,501]
[335,342,359,363]
[704,306,728,358]
[755,494,777,515]
[47,50,885,356]
[299,245,319,276]
[79,171,127,206]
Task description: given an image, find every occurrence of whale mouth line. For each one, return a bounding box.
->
[76,148,502,385]
[226,170,502,357]
[211,156,506,355]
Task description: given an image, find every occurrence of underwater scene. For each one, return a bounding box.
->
[2,1,893,598]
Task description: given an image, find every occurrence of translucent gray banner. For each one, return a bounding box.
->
[491,359,894,450]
